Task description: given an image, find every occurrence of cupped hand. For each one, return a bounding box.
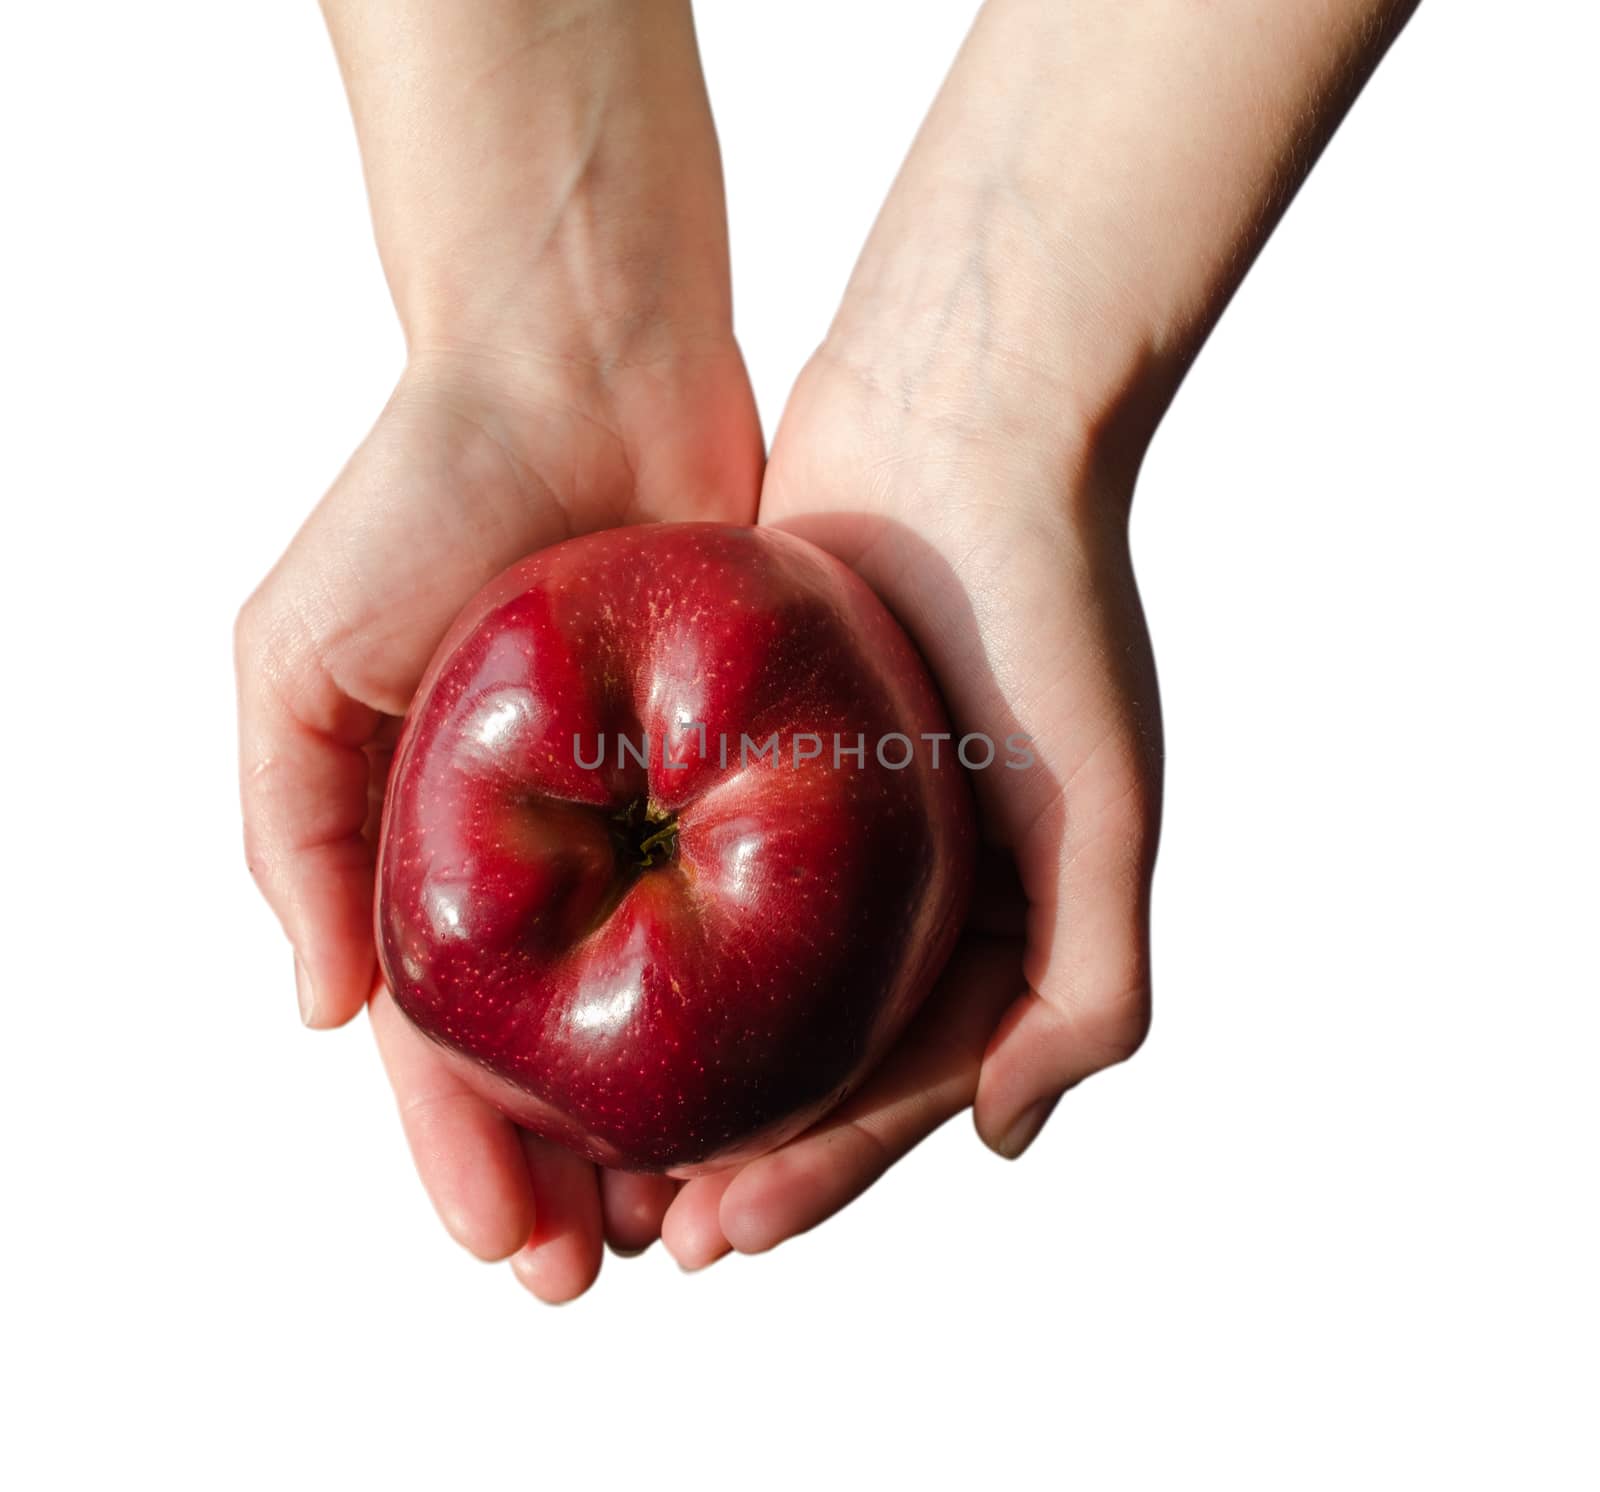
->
[660,342,1163,1268]
[236,342,761,1298]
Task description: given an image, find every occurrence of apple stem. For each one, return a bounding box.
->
[635,821,678,867]
[611,799,679,868]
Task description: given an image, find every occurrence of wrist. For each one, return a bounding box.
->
[327,0,733,363]
[813,296,1147,524]
[388,118,736,365]
[822,201,1162,501]
[821,0,1415,479]
[393,188,736,371]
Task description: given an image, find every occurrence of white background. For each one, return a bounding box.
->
[2,2,1596,1487]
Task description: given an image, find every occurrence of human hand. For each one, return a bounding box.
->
[658,0,1416,1266]
[235,0,760,1301]
[657,338,1162,1266]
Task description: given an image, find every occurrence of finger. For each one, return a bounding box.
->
[974,726,1159,1159]
[660,1169,737,1271]
[370,988,535,1261]
[716,936,1021,1256]
[510,1136,604,1304]
[600,1170,677,1256]
[236,584,381,1029]
[233,384,577,1030]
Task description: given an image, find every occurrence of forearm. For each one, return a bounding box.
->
[828,0,1419,467]
[320,0,732,361]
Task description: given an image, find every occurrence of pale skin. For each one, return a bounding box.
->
[236,0,1418,1299]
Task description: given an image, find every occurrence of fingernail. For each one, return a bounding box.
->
[991,1097,1056,1160]
[294,954,319,1026]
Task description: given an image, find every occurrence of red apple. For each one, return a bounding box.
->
[375,523,974,1172]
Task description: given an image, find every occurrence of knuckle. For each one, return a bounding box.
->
[1072,981,1151,1070]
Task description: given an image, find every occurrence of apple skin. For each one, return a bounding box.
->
[375,523,974,1174]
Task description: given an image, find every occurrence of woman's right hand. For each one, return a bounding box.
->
[235,0,762,1302]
